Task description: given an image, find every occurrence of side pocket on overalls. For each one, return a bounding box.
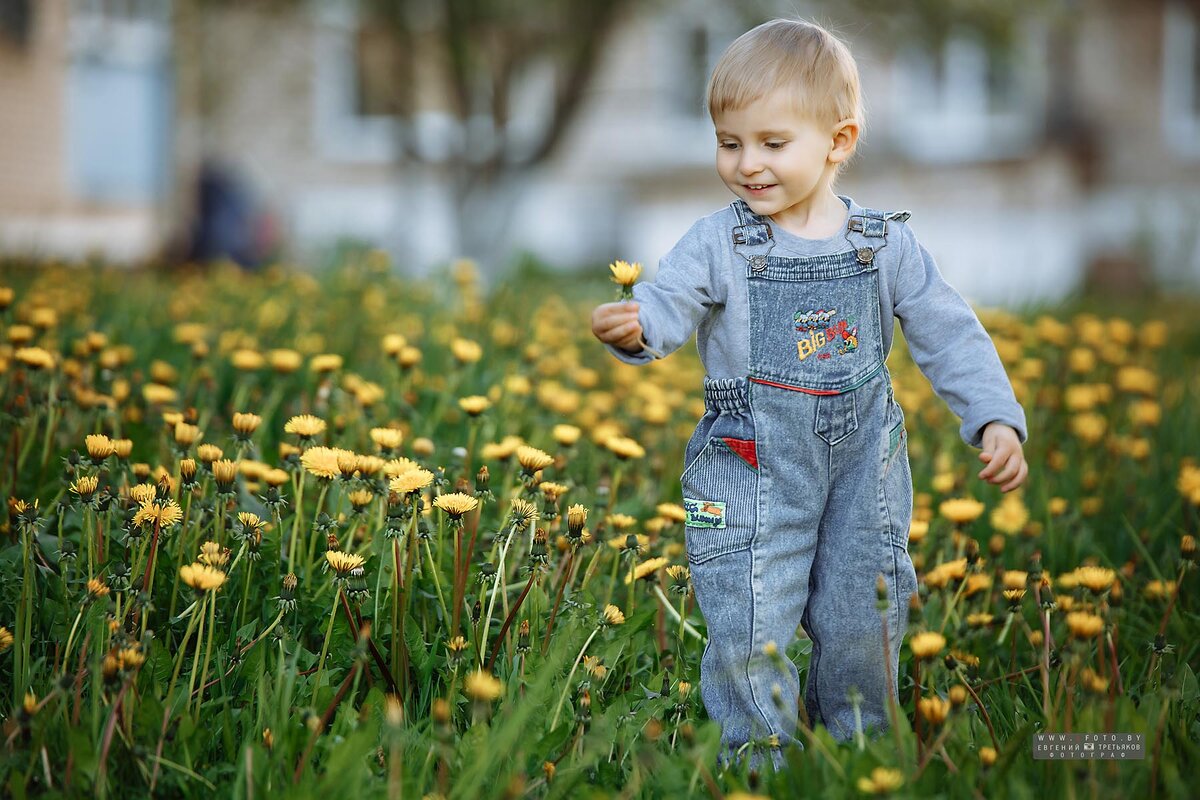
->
[880,401,918,621]
[681,415,758,565]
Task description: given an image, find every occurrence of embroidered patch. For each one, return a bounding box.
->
[794,309,859,361]
[684,498,726,529]
[721,437,759,470]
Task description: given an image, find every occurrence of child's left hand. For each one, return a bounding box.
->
[978,423,1028,492]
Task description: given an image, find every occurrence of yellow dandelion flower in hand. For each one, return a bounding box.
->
[609,259,642,300]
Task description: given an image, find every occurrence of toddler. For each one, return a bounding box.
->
[591,19,1029,773]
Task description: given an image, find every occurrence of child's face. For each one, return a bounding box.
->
[713,88,843,224]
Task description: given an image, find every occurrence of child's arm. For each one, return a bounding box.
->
[892,224,1029,451]
[593,219,720,365]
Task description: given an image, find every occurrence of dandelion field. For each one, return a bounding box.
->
[0,253,1198,798]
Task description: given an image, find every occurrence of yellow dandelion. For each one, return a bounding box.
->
[450,338,483,364]
[1001,570,1028,590]
[232,412,262,435]
[607,513,636,530]
[198,541,230,568]
[300,446,342,479]
[1074,565,1116,594]
[142,383,178,405]
[605,435,645,460]
[310,353,343,373]
[656,503,687,523]
[180,563,227,592]
[553,424,582,446]
[909,631,946,660]
[458,396,491,416]
[1143,580,1176,600]
[939,497,985,525]
[856,766,904,795]
[1065,611,1104,639]
[603,604,626,626]
[990,495,1029,535]
[917,695,951,725]
[133,500,183,528]
[516,445,554,472]
[383,456,422,477]
[325,550,366,576]
[433,492,479,519]
[509,498,539,531]
[390,468,434,496]
[70,475,99,501]
[464,669,503,701]
[370,427,405,450]
[285,414,327,439]
[624,556,670,584]
[85,433,115,459]
[608,259,642,287]
[15,346,55,370]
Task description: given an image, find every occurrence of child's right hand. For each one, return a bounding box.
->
[591,302,644,353]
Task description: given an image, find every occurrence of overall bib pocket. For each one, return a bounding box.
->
[746,251,886,395]
[681,417,759,564]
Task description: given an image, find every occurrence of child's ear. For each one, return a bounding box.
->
[828,118,860,164]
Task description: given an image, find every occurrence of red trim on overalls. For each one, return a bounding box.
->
[748,376,841,396]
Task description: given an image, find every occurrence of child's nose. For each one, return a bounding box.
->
[738,153,763,176]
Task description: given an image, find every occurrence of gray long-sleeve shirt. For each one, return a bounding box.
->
[604,195,1028,449]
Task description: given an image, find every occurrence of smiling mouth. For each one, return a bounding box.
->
[745,184,775,190]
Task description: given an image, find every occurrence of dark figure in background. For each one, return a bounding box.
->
[188,160,274,269]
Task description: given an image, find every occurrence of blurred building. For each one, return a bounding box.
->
[1,0,1199,305]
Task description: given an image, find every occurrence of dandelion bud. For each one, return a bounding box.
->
[232,412,262,437]
[212,459,237,495]
[85,433,115,460]
[475,465,490,494]
[517,620,530,654]
[965,537,980,566]
[530,528,549,564]
[979,746,997,767]
[566,504,588,541]
[948,684,968,707]
[179,458,198,487]
[262,728,274,750]
[1182,534,1197,562]
[278,573,298,613]
[173,422,201,448]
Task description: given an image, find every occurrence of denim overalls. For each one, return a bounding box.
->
[681,199,920,771]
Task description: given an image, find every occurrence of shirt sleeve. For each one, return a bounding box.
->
[603,218,719,366]
[892,224,1028,449]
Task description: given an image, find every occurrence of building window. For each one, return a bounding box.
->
[1163,1,1200,158]
[890,27,1046,163]
[66,0,172,203]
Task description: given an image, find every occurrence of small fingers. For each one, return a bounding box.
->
[1000,459,1028,492]
[978,451,1002,479]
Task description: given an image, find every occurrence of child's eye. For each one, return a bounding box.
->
[765,141,786,149]
[718,142,739,150]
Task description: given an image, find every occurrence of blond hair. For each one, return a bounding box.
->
[706,19,863,129]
